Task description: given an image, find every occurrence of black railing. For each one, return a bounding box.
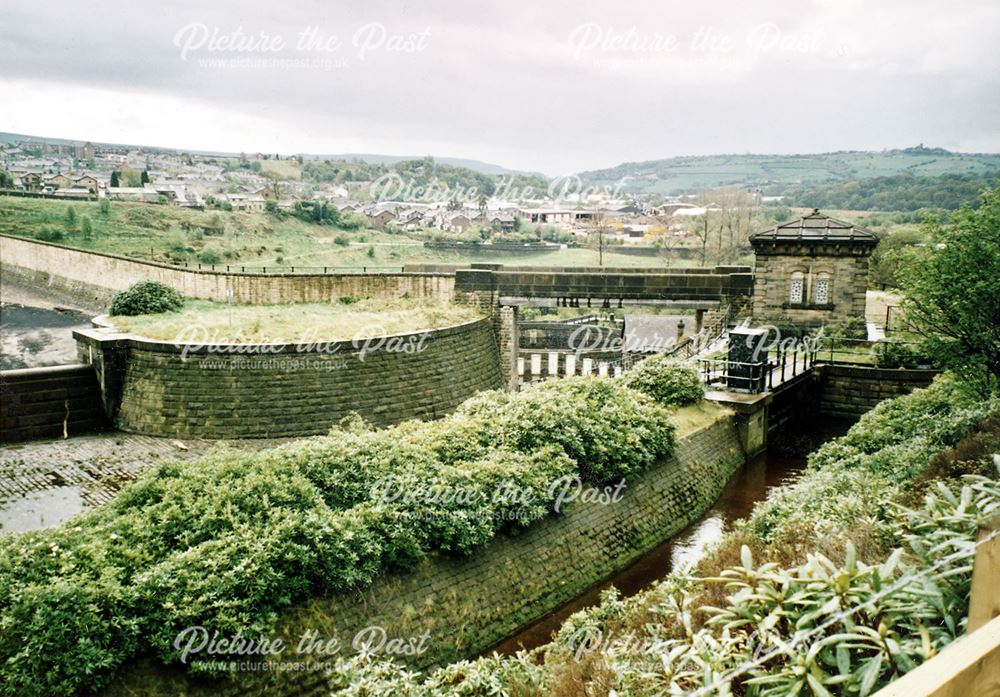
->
[697,344,818,394]
[177,263,407,275]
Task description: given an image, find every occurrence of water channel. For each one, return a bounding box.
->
[489,420,852,656]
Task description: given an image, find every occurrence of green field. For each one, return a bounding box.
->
[0,197,690,270]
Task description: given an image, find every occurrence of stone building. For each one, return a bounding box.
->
[749,209,877,328]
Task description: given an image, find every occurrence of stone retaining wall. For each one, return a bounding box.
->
[0,364,107,442]
[815,364,939,418]
[0,234,454,307]
[74,318,502,438]
[102,414,746,696]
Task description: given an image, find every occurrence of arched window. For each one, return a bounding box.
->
[814,273,831,305]
[789,272,804,304]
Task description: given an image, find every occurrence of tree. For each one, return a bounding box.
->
[0,170,12,188]
[140,170,150,185]
[64,206,77,229]
[265,172,282,199]
[110,170,120,188]
[899,184,1000,396]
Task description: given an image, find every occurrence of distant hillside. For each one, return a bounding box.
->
[576,146,1000,195]
[0,132,540,178]
[300,156,549,198]
[774,171,998,211]
[301,153,540,177]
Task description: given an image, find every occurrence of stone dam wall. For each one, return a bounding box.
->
[101,414,746,696]
[0,234,455,307]
[0,364,107,442]
[74,317,502,438]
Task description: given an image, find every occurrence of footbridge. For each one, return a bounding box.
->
[455,263,754,310]
[453,264,755,389]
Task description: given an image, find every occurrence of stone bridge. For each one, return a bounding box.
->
[455,264,754,308]
[453,264,755,389]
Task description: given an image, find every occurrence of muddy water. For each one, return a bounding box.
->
[0,303,91,370]
[488,442,837,657]
[0,485,86,534]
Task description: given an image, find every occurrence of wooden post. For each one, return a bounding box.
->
[871,512,1000,696]
[870,616,1000,696]
[969,512,1000,632]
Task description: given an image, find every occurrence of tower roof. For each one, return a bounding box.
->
[750,209,878,245]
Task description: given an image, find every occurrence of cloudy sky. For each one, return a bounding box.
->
[2,0,998,174]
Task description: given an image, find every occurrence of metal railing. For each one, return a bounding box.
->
[174,262,407,275]
[813,337,928,367]
[697,344,817,394]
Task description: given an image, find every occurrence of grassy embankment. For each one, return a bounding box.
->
[109,297,482,343]
[0,196,684,269]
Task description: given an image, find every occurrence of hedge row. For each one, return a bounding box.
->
[0,377,676,696]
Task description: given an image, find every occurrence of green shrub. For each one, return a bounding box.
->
[108,281,184,316]
[198,247,222,265]
[823,316,868,340]
[748,374,995,546]
[455,377,676,484]
[875,339,936,369]
[34,225,64,242]
[623,357,704,406]
[309,376,1000,696]
[334,234,350,246]
[0,377,676,695]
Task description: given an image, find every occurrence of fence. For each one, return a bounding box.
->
[697,345,817,394]
[517,351,625,386]
[171,262,407,275]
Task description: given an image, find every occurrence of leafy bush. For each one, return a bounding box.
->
[324,475,1000,696]
[875,340,936,369]
[108,281,184,316]
[319,376,1000,696]
[623,357,704,406]
[34,225,64,242]
[0,377,676,695]
[823,316,868,340]
[198,247,222,265]
[748,374,995,546]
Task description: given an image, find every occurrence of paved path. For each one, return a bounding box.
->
[0,431,291,533]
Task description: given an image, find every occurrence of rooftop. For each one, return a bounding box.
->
[750,209,878,244]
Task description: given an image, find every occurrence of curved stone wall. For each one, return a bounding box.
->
[74,318,502,438]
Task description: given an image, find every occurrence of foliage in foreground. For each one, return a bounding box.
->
[898,182,1000,396]
[322,375,999,695]
[623,356,705,407]
[0,377,675,696]
[108,281,184,316]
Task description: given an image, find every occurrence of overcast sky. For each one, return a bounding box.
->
[2,0,998,174]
